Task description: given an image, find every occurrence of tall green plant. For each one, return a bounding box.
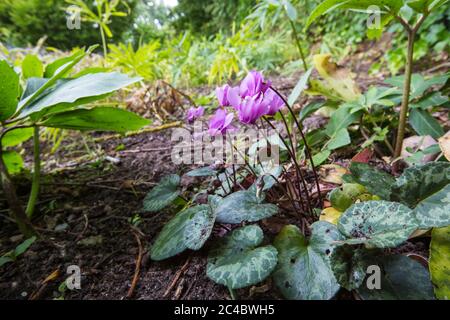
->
[306,0,450,158]
[0,46,148,236]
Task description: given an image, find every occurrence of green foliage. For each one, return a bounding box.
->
[348,162,396,200]
[143,174,181,213]
[273,223,344,300]
[207,225,278,289]
[356,255,435,300]
[215,190,278,224]
[0,236,36,267]
[430,226,450,300]
[0,60,20,121]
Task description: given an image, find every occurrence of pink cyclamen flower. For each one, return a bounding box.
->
[264,89,284,116]
[216,84,231,107]
[208,109,234,136]
[239,71,271,98]
[186,106,205,123]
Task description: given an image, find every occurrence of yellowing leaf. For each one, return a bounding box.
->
[430,226,450,300]
[319,164,348,185]
[438,131,450,161]
[320,207,343,225]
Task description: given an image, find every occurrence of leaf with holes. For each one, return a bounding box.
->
[273,222,344,300]
[430,226,450,300]
[331,245,379,291]
[215,190,278,224]
[143,174,180,212]
[348,162,395,200]
[338,201,418,248]
[392,162,450,208]
[357,255,435,300]
[207,225,278,289]
[151,205,209,261]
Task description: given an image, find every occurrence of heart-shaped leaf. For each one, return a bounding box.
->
[430,226,450,300]
[348,162,395,200]
[338,201,417,248]
[150,205,209,261]
[143,174,180,212]
[331,245,379,291]
[392,162,450,208]
[215,190,278,224]
[207,225,278,289]
[414,184,450,229]
[357,255,435,300]
[273,222,344,300]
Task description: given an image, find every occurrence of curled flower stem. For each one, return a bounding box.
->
[269,86,322,208]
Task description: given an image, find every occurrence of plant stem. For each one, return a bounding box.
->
[228,287,237,300]
[100,27,108,59]
[289,20,308,71]
[0,143,35,237]
[26,126,41,218]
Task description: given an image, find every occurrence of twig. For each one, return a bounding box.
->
[163,257,191,298]
[126,228,144,299]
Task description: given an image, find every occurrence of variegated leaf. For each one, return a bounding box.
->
[392,162,450,208]
[338,201,418,248]
[348,162,395,200]
[273,222,344,300]
[414,184,450,228]
[207,225,278,289]
[183,205,216,250]
[143,174,180,212]
[215,190,278,224]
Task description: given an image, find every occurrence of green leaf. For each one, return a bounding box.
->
[331,245,379,291]
[409,109,444,139]
[0,255,14,267]
[391,162,450,208]
[143,174,180,213]
[0,60,20,121]
[311,149,331,166]
[348,162,396,200]
[183,205,216,250]
[19,72,141,120]
[325,105,361,138]
[2,150,24,175]
[357,255,435,300]
[273,222,344,300]
[283,0,298,21]
[215,190,278,224]
[414,184,450,229]
[338,201,417,248]
[21,55,43,79]
[299,101,325,121]
[44,50,85,78]
[430,226,450,300]
[14,236,36,256]
[207,225,278,289]
[288,68,313,106]
[41,107,149,133]
[327,128,351,150]
[2,127,34,147]
[185,166,217,177]
[150,205,210,261]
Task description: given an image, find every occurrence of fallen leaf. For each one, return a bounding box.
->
[438,131,450,161]
[352,148,374,163]
[319,164,348,185]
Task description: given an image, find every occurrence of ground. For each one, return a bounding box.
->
[0,38,446,300]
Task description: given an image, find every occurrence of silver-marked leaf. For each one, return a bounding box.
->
[143,174,180,212]
[414,184,450,229]
[331,245,379,291]
[215,190,278,224]
[357,255,435,300]
[338,201,417,248]
[273,222,344,300]
[183,205,216,250]
[185,166,217,177]
[348,162,395,200]
[392,162,450,207]
[207,225,278,289]
[150,205,208,261]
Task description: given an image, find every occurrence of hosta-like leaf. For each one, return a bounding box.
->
[183,205,216,250]
[392,162,450,207]
[331,245,379,291]
[273,222,344,300]
[40,107,149,133]
[150,205,209,261]
[207,225,278,289]
[338,201,417,248]
[348,162,395,200]
[357,255,435,300]
[18,72,141,119]
[414,184,450,229]
[430,226,450,300]
[0,60,20,121]
[143,174,180,212]
[215,190,278,224]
